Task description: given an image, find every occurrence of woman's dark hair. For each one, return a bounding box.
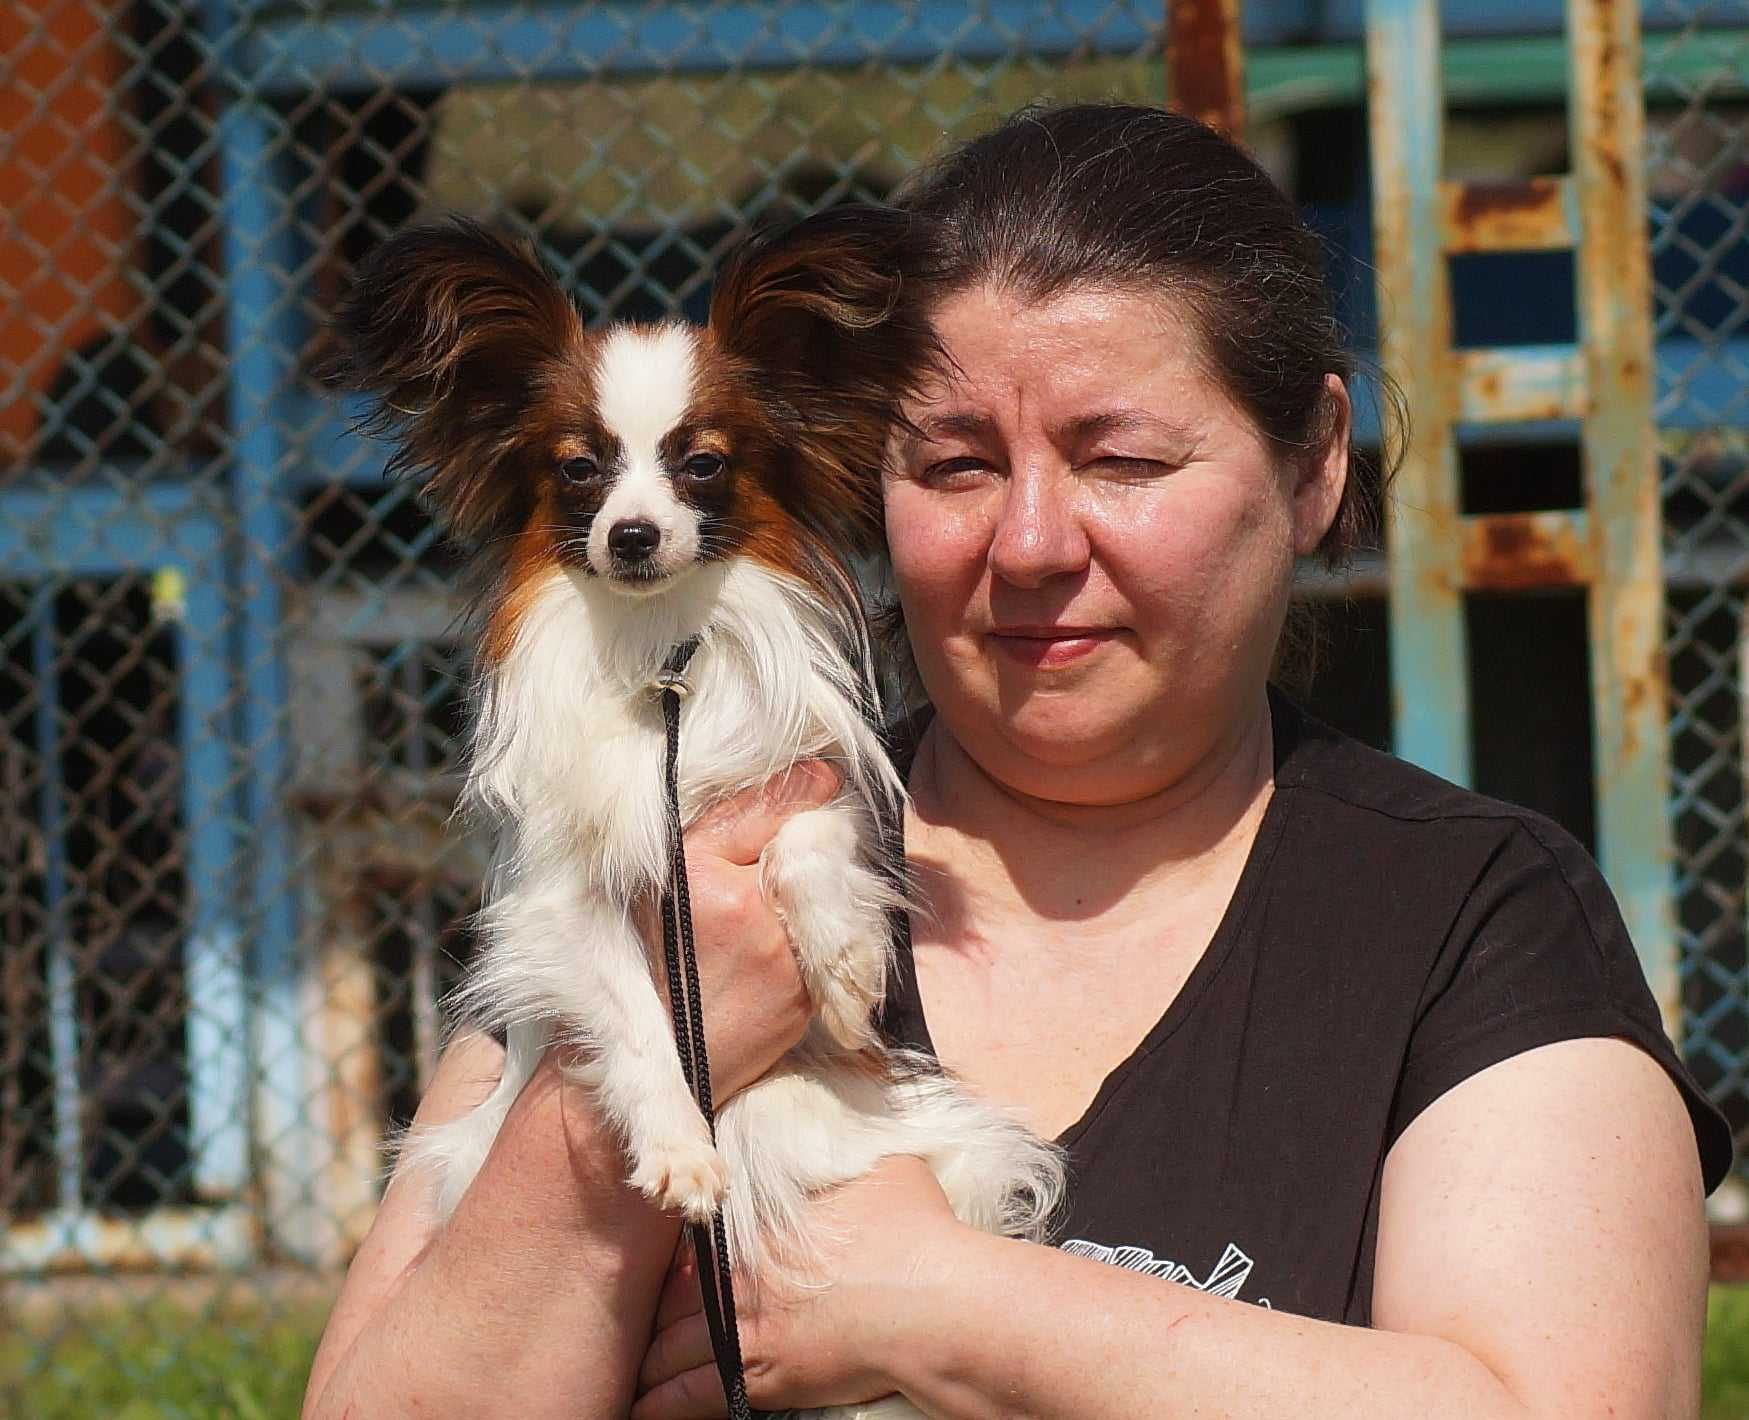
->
[893,101,1401,571]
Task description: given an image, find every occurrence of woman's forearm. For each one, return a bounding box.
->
[306,1062,680,1420]
[889,1231,1529,1420]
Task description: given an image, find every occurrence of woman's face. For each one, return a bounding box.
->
[884,282,1347,807]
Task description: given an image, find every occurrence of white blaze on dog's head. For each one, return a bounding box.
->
[586,324,704,592]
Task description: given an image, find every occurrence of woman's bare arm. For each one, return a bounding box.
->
[303,762,836,1419]
[893,1038,1707,1420]
[303,1032,680,1420]
[638,1037,1708,1420]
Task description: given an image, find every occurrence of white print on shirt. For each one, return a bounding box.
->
[1060,1238,1273,1308]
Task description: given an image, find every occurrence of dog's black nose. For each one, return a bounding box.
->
[608,519,661,562]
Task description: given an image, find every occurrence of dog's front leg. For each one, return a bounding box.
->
[760,800,896,1051]
[486,877,727,1221]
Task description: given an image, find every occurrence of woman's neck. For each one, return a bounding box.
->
[905,693,1277,932]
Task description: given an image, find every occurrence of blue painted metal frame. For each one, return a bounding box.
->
[0,484,250,1229]
[239,0,1729,93]
[212,70,323,1256]
[30,597,81,1218]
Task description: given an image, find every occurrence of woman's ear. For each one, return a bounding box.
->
[327,217,585,546]
[1292,372,1352,557]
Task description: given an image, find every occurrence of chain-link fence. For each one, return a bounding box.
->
[5,0,1749,1410]
[1649,10,1749,1201]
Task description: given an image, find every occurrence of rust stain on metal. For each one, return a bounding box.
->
[1167,0,1244,136]
[1461,513,1590,591]
[1442,177,1573,253]
[1453,179,1552,223]
[1611,648,1668,765]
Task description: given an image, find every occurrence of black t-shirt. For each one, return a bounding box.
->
[878,690,1734,1325]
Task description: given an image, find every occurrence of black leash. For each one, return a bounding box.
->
[654,635,759,1420]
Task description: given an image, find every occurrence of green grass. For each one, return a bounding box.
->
[2,1302,323,1420]
[1709,1287,1749,1420]
[7,1289,1749,1417]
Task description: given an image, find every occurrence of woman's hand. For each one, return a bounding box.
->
[632,1156,961,1419]
[641,760,842,1101]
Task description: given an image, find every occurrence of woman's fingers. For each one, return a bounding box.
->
[688,759,843,864]
[654,1248,703,1331]
[629,1361,730,1420]
[639,1312,718,1397]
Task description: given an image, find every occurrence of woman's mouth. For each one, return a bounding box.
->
[986,626,1120,669]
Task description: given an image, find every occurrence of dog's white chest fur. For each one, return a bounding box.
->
[468,561,882,891]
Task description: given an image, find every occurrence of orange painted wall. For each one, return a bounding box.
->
[0,0,141,465]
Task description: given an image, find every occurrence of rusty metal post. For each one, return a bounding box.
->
[1366,0,1470,785]
[1364,0,1678,1026]
[1167,0,1245,137]
[1569,0,1678,1026]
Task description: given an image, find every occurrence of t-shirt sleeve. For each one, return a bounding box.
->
[1387,816,1734,1192]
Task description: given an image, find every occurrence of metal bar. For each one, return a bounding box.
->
[216,95,320,1262]
[242,0,1160,91]
[1168,0,1246,135]
[1568,0,1679,1030]
[1441,176,1577,253]
[1455,345,1587,424]
[1367,0,1471,782]
[0,485,224,576]
[175,557,251,1202]
[1301,528,1749,600]
[402,651,441,1090]
[1460,510,1596,590]
[314,888,383,1261]
[1247,31,1749,121]
[1,1203,256,1273]
[31,592,81,1216]
[240,18,1749,107]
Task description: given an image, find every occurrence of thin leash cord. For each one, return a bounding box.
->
[657,637,758,1420]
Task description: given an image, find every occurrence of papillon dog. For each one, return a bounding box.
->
[332,212,1061,1419]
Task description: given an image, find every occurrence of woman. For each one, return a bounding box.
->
[304,104,1731,1420]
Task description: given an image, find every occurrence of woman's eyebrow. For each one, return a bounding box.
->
[1055,410,1196,445]
[899,410,998,452]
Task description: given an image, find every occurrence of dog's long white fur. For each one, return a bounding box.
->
[398,555,1063,1420]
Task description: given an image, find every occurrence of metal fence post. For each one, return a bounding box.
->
[207,0,323,1261]
[1365,0,1680,1023]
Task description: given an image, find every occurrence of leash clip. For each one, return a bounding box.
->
[651,634,703,703]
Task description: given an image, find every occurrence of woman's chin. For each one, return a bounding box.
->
[985,706,1143,777]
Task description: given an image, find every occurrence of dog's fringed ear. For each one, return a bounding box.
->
[327,217,584,546]
[708,205,940,551]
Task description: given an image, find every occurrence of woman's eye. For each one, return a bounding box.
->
[683,452,727,482]
[559,456,601,484]
[1091,455,1172,478]
[919,456,990,486]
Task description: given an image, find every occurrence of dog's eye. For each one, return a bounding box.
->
[559,456,601,485]
[682,452,727,483]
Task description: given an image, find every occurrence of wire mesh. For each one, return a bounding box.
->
[1647,9,1749,1183]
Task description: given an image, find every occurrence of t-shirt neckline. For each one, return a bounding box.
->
[889,689,1304,1148]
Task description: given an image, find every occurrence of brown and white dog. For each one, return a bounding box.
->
[332,212,1062,1420]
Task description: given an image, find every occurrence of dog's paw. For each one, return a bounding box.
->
[816,986,879,1052]
[629,1133,728,1222]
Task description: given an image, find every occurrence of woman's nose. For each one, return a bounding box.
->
[987,467,1089,588]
